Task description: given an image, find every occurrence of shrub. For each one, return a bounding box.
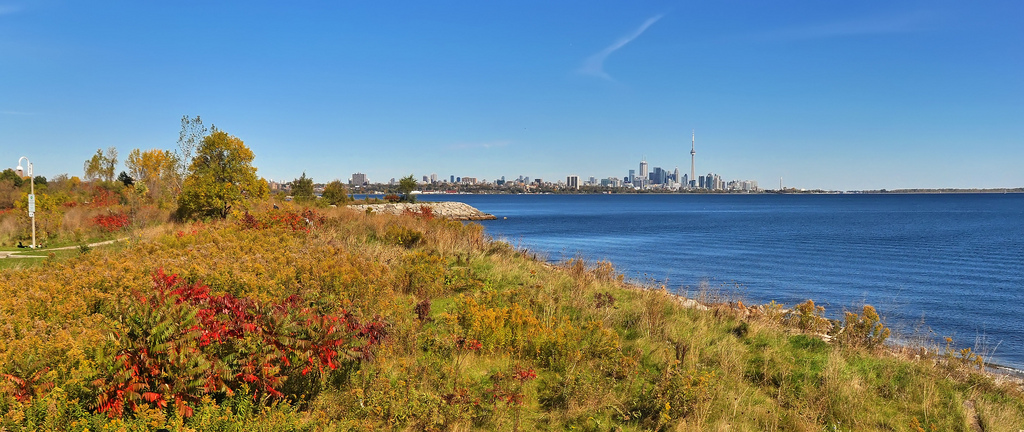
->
[93,212,130,232]
[839,305,890,349]
[382,225,423,248]
[633,364,716,428]
[788,299,831,334]
[92,269,387,418]
[238,208,325,232]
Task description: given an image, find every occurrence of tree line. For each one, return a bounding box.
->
[1,115,353,221]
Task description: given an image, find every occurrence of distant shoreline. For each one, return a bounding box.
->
[378,188,1024,196]
[400,190,1024,197]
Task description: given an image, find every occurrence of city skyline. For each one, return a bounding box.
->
[329,131,765,192]
[2,2,1022,190]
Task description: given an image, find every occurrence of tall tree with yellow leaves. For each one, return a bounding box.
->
[126,148,178,206]
[176,130,268,219]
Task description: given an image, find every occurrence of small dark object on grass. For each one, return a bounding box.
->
[415,298,432,323]
[594,292,616,309]
[732,322,749,338]
[78,244,92,254]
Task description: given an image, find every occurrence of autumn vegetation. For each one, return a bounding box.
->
[1,118,1022,431]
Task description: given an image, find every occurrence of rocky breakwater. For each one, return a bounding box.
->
[350,201,497,221]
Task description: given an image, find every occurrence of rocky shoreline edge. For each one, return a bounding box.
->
[349,201,497,221]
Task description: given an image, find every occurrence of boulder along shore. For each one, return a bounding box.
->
[349,201,497,221]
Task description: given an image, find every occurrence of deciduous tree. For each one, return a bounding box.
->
[321,180,350,205]
[174,115,208,193]
[102,147,118,182]
[84,148,119,182]
[83,150,104,181]
[126,148,177,205]
[176,130,268,219]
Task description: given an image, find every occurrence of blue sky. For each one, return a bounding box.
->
[2,1,1022,190]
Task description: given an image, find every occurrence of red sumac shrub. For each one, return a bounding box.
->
[94,269,386,418]
[93,212,130,232]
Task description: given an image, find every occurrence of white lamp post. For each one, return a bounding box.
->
[16,157,36,249]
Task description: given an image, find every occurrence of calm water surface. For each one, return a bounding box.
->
[423,193,1024,371]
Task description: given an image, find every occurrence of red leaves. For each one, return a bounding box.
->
[488,365,536,407]
[240,208,325,232]
[2,368,53,403]
[454,336,482,352]
[402,205,436,220]
[512,367,537,383]
[93,212,130,232]
[87,185,120,208]
[94,269,387,419]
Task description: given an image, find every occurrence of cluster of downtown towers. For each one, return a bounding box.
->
[347,133,759,192]
[566,132,760,192]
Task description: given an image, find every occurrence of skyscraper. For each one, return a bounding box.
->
[690,130,696,189]
[640,158,648,178]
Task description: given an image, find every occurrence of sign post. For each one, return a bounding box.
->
[17,157,36,248]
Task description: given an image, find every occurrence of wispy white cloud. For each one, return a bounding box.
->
[758,13,929,42]
[579,14,663,81]
[447,140,510,151]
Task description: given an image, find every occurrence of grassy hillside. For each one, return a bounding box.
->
[0,205,1021,431]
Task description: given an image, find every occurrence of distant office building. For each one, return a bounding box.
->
[430,173,437,183]
[566,175,579,190]
[462,177,477,184]
[350,172,368,186]
[422,175,429,183]
[628,169,636,183]
[639,159,648,179]
[450,175,455,183]
[651,167,667,185]
[706,172,719,190]
[674,167,680,184]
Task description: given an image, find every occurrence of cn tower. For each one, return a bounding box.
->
[689,130,696,188]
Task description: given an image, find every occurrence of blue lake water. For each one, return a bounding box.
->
[421,193,1024,371]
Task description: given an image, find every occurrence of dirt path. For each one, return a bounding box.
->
[0,238,128,259]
